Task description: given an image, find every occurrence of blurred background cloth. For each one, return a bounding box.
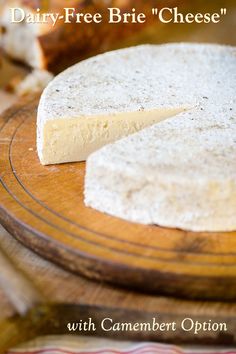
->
[6,335,236,354]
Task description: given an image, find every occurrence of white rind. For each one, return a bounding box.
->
[84,43,236,232]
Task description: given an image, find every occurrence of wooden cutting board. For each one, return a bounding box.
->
[1,96,236,301]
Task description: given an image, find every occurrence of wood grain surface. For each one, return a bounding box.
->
[1,97,236,301]
[1,224,236,349]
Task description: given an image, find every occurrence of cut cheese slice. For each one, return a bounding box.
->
[84,43,236,232]
[37,44,197,164]
[38,107,185,164]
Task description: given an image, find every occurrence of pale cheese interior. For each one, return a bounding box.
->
[40,107,185,165]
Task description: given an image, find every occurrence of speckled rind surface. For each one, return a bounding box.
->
[37,44,201,119]
[84,43,236,232]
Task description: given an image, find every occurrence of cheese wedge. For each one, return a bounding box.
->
[84,43,236,232]
[37,45,196,165]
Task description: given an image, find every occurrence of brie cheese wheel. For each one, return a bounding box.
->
[84,43,236,232]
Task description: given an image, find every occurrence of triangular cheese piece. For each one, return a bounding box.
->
[37,44,197,164]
